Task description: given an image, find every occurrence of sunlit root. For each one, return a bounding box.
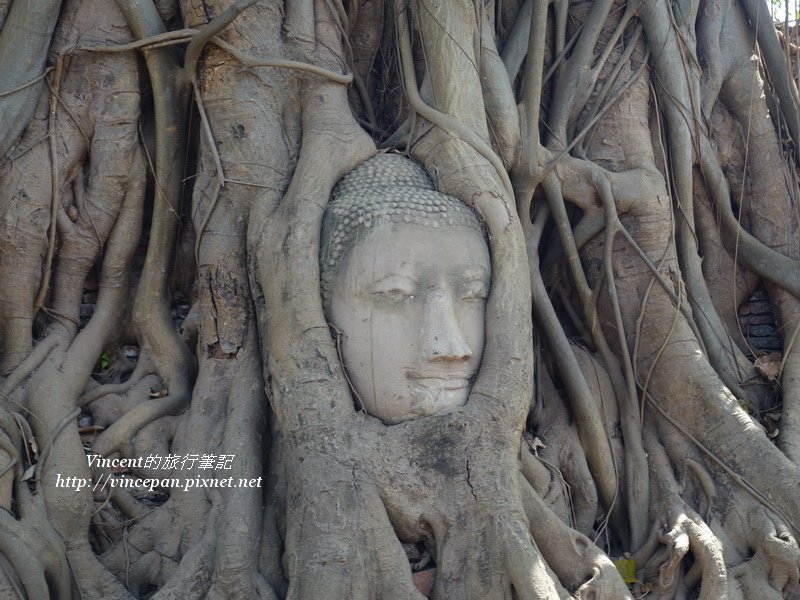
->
[518,472,631,599]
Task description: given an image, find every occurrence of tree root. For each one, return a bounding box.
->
[79,358,154,407]
[0,0,63,157]
[0,509,52,600]
[91,391,185,456]
[518,472,631,599]
[0,335,59,399]
[2,1,800,598]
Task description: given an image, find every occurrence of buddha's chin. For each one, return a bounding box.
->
[406,384,469,419]
[370,384,470,425]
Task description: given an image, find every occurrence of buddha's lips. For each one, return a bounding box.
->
[406,372,474,390]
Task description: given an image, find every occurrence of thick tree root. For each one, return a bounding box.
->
[2,1,800,599]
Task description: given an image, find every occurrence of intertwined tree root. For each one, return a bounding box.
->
[1,0,800,598]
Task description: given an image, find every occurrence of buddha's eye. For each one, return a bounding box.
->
[461,279,489,302]
[371,275,418,303]
[374,288,415,302]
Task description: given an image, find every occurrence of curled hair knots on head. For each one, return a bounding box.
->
[320,153,485,305]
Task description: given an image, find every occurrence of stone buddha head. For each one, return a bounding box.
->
[321,154,490,425]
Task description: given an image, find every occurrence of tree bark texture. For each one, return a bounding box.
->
[0,0,800,598]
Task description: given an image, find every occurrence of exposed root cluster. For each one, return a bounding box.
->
[1,0,800,598]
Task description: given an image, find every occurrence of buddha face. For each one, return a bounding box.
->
[328,221,490,424]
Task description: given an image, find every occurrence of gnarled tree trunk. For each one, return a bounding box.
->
[1,0,800,598]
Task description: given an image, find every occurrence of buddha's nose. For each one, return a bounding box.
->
[422,291,472,361]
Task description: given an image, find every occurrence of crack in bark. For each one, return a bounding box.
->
[465,453,477,502]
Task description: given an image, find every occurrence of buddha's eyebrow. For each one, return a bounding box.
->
[372,272,418,285]
[387,260,419,275]
[361,260,415,279]
[460,265,490,278]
